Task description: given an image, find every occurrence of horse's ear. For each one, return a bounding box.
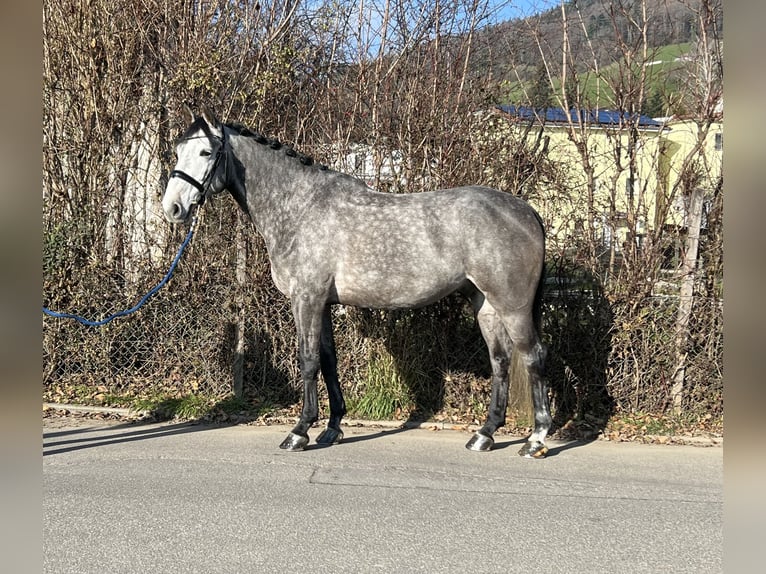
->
[182,104,195,125]
[201,106,220,129]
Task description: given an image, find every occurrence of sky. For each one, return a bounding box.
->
[300,0,562,58]
[490,0,558,23]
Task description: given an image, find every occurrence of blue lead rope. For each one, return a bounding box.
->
[43,215,198,326]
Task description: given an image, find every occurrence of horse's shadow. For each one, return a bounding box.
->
[43,420,210,456]
[542,267,616,441]
[306,425,595,457]
[229,322,301,409]
[349,296,490,424]
[347,270,616,445]
[304,424,527,450]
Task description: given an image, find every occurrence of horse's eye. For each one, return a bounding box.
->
[200,150,212,157]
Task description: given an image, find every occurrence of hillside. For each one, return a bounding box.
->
[470,0,721,114]
[500,40,694,115]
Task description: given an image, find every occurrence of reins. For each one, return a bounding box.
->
[42,212,199,326]
[43,123,232,326]
[43,121,229,326]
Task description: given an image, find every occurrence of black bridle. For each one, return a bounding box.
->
[169,124,228,206]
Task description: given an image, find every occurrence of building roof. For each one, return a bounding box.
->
[496,105,665,129]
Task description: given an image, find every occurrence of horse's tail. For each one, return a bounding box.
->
[504,206,548,423]
[508,248,546,423]
[532,209,546,336]
[533,258,546,335]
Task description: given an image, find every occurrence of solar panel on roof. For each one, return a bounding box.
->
[497,105,662,128]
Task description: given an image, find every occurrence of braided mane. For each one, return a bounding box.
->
[226,122,326,169]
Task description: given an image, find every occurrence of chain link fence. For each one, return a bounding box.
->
[43,209,723,425]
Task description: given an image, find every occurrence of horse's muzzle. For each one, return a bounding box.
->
[162,192,198,224]
[162,181,200,224]
[165,201,189,223]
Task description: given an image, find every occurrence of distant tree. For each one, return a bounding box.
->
[644,89,665,118]
[528,63,552,110]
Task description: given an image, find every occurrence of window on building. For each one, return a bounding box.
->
[625,177,638,201]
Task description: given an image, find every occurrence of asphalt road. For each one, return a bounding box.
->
[43,418,722,573]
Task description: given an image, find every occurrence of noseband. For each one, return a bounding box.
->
[169,126,228,206]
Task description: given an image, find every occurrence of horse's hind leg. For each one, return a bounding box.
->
[316,305,346,446]
[504,313,552,458]
[466,293,513,452]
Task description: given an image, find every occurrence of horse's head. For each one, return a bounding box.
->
[163,105,228,223]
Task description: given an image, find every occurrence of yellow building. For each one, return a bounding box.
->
[658,116,723,228]
[480,105,722,262]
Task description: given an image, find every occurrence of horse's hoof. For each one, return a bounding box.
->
[316,427,344,446]
[465,432,494,452]
[518,441,548,458]
[279,432,309,451]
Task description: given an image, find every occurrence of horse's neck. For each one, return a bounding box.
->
[230,134,314,255]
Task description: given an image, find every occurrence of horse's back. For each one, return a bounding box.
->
[326,183,542,237]
[313,184,544,309]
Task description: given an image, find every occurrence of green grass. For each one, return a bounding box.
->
[132,393,212,419]
[348,351,414,420]
[130,393,259,421]
[500,42,692,112]
[653,43,691,62]
[44,381,283,422]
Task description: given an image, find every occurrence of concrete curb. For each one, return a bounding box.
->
[42,402,478,432]
[44,402,149,418]
[43,403,721,446]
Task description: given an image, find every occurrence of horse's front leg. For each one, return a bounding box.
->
[279,295,325,451]
[316,305,346,446]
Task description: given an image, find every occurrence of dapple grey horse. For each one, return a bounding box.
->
[163,106,552,458]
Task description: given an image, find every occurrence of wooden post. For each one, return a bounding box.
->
[232,218,248,399]
[671,186,705,413]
